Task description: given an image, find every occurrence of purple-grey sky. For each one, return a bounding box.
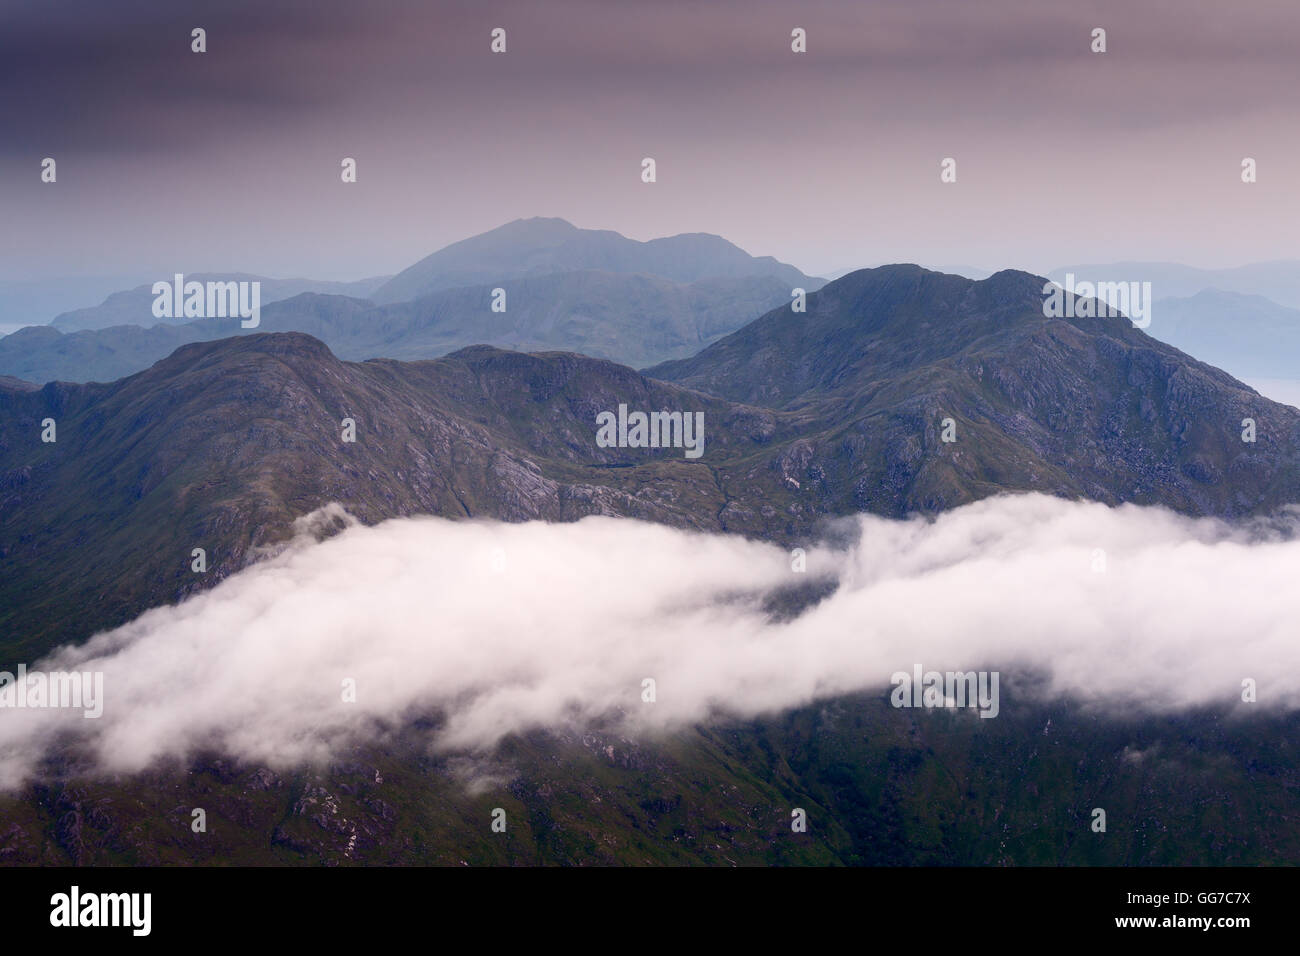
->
[2,0,1298,280]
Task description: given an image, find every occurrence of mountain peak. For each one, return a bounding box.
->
[140,331,340,382]
[645,261,1196,410]
[371,220,813,304]
[495,216,583,237]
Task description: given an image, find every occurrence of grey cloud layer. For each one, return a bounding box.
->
[3,0,1299,279]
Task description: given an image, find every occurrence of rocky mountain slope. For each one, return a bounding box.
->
[2,692,1294,866]
[648,265,1300,516]
[5,265,1300,659]
[3,264,1299,866]
[0,332,801,658]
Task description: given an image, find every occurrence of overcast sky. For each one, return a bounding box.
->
[2,0,1298,280]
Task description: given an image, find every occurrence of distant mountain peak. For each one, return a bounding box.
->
[372,220,813,304]
[494,216,583,236]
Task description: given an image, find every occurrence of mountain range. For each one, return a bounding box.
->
[1037,264,1300,394]
[4,263,1296,660]
[0,220,821,384]
[47,274,392,333]
[0,275,156,334]
[1049,260,1300,311]
[10,227,1300,403]
[3,255,1299,867]
[1144,289,1300,382]
[0,271,807,385]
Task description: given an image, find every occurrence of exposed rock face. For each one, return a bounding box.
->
[648,264,1300,517]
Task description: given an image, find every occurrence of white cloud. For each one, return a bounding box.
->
[2,493,1298,790]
